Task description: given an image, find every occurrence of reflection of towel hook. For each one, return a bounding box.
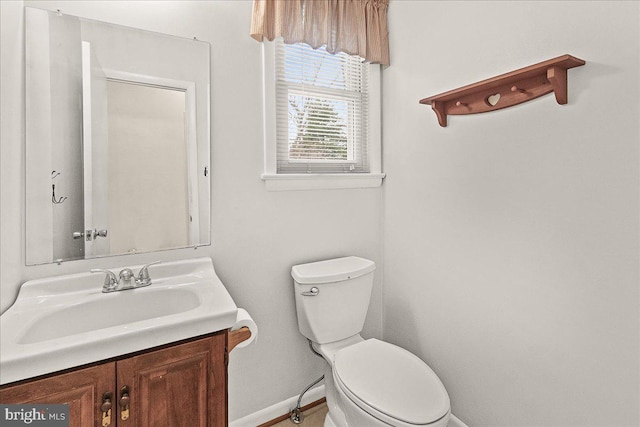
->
[51,170,61,179]
[52,184,67,204]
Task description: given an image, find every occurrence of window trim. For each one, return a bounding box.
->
[261,40,384,191]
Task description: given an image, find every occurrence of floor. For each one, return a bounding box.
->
[271,403,328,427]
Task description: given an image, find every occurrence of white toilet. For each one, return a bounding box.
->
[292,256,451,427]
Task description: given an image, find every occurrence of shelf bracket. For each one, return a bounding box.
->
[431,100,447,127]
[547,65,568,105]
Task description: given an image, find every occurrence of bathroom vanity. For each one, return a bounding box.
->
[0,258,253,427]
[0,332,230,426]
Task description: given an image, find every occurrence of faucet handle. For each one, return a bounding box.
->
[90,269,118,290]
[137,261,161,285]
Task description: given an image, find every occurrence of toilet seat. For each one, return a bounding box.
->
[333,339,450,426]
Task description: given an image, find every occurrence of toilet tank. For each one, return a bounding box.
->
[292,256,375,344]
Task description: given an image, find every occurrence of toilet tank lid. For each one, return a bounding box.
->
[291,256,375,284]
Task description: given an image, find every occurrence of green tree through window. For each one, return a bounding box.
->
[288,96,348,160]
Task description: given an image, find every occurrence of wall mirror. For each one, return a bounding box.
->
[25,7,211,265]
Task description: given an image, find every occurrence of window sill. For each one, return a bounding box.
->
[261,173,385,191]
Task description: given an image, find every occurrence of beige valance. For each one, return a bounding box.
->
[250,0,390,65]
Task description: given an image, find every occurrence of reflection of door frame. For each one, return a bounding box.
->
[82,41,93,257]
[82,41,111,257]
[100,69,200,246]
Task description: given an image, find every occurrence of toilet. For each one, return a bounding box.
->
[292,256,451,427]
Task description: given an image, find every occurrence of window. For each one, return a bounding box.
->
[262,38,383,191]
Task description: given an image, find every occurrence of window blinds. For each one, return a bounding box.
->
[275,39,370,174]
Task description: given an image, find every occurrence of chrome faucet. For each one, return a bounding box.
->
[118,268,137,290]
[90,261,161,293]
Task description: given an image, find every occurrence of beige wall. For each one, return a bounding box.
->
[0,0,384,421]
[382,1,639,426]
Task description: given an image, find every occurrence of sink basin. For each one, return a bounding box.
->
[18,287,201,344]
[0,258,238,385]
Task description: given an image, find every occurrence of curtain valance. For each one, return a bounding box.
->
[250,0,389,65]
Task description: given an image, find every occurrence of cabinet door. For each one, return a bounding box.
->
[0,362,116,427]
[116,332,226,427]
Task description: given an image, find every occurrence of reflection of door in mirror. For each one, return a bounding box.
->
[105,81,191,255]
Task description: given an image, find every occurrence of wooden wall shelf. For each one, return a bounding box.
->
[419,54,585,127]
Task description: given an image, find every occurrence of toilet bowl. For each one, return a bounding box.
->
[292,257,451,427]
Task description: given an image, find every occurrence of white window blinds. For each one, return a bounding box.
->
[275,39,370,174]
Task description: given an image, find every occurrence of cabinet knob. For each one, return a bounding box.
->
[101,395,112,412]
[101,392,112,427]
[119,394,130,407]
[119,386,130,421]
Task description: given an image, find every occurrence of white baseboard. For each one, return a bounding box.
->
[229,385,325,427]
[449,414,470,427]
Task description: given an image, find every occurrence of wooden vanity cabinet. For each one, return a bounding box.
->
[118,333,226,427]
[0,362,115,427]
[0,331,227,427]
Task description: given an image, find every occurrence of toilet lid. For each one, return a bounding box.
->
[334,339,450,425]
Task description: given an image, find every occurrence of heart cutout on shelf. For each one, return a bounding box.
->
[486,93,501,106]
